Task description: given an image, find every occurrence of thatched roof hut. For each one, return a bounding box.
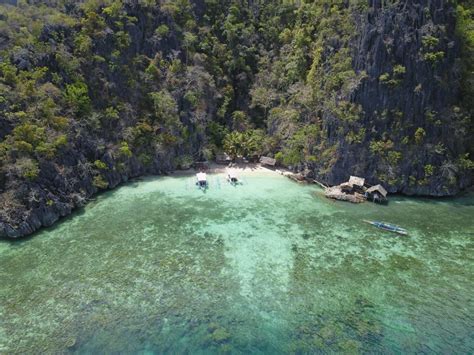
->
[348,176,365,187]
[216,152,231,164]
[260,156,276,166]
[366,184,388,198]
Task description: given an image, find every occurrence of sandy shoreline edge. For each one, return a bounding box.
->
[168,163,286,178]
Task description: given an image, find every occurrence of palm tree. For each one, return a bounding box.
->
[223,130,264,161]
[223,131,245,161]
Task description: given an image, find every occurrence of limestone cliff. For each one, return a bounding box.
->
[0,0,472,238]
[314,0,473,195]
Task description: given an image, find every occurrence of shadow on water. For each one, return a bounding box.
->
[389,191,474,207]
[0,205,89,246]
[0,176,165,246]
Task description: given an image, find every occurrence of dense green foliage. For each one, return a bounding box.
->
[457,0,474,115]
[0,1,367,172]
[0,0,472,198]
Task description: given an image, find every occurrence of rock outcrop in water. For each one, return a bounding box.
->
[0,1,472,238]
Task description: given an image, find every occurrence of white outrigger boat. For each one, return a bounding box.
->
[226,169,241,185]
[196,172,208,189]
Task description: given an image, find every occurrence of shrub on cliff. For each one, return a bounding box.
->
[64,81,91,116]
[15,158,39,181]
[92,175,108,189]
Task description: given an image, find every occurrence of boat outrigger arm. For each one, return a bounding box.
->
[363,220,408,235]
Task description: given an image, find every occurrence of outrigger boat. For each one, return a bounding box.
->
[226,169,241,185]
[363,220,408,235]
[196,172,208,190]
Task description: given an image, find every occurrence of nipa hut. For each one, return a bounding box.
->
[324,175,366,203]
[366,184,388,203]
[216,152,231,164]
[324,175,389,204]
[260,156,276,167]
[348,176,366,193]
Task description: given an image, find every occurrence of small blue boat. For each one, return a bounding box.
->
[364,220,408,235]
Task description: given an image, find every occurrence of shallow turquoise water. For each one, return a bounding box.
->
[1,173,473,353]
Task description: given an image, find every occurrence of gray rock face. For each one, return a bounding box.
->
[0,146,170,239]
[314,0,472,195]
[0,0,17,6]
[0,3,207,239]
[0,1,471,239]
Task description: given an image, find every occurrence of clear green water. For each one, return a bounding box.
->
[1,173,473,354]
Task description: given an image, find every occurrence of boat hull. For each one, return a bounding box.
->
[363,220,408,235]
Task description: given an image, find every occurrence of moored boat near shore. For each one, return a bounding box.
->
[364,220,408,235]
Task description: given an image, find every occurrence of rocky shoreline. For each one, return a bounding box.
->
[0,149,173,239]
[1,161,472,239]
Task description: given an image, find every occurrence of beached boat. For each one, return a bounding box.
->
[226,169,240,185]
[196,172,208,189]
[363,220,408,235]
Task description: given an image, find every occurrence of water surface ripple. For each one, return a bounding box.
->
[1,174,473,353]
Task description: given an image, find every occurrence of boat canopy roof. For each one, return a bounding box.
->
[196,172,207,181]
[227,169,238,178]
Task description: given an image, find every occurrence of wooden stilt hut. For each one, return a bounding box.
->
[216,152,231,164]
[348,176,366,193]
[260,156,276,167]
[365,184,388,203]
[324,175,389,204]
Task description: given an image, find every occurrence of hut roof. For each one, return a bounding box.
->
[348,176,365,187]
[216,152,231,161]
[260,156,276,166]
[366,184,388,197]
